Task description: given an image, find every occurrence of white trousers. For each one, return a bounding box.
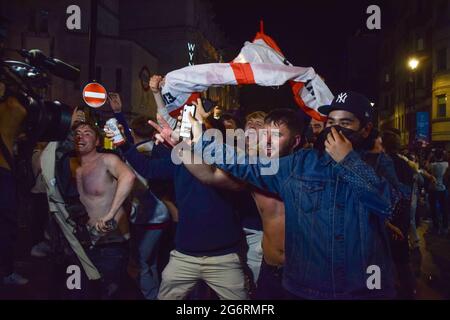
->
[158,250,248,300]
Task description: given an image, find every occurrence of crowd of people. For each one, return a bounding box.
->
[1,74,450,300]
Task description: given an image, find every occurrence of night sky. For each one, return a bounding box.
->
[210,0,389,114]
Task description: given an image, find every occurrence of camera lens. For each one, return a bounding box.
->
[38,100,72,141]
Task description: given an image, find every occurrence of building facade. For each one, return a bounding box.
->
[0,0,159,120]
[378,0,450,148]
[119,0,239,110]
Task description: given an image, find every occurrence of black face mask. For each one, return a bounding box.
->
[314,125,366,151]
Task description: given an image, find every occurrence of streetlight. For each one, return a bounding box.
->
[408,57,420,147]
[407,57,419,112]
[408,58,419,71]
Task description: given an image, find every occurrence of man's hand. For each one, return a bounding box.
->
[149,75,164,94]
[95,215,117,233]
[104,124,126,142]
[71,107,85,126]
[148,114,180,147]
[108,92,122,113]
[192,98,212,122]
[325,127,353,163]
[386,221,405,241]
[187,111,203,145]
[188,98,211,144]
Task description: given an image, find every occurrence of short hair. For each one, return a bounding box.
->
[72,121,101,140]
[130,115,155,139]
[205,114,227,136]
[221,112,243,129]
[264,108,304,136]
[366,128,380,151]
[435,148,445,160]
[246,111,267,123]
[381,128,401,154]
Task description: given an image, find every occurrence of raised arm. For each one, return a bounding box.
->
[183,151,245,192]
[150,75,177,129]
[108,92,134,143]
[104,124,176,181]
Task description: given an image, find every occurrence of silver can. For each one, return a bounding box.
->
[105,118,125,146]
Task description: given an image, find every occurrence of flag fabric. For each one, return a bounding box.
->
[161,27,334,121]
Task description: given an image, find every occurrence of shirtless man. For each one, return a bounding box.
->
[73,122,135,298]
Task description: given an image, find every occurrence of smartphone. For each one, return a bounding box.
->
[180,104,196,138]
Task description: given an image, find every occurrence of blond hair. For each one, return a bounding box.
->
[246,111,267,123]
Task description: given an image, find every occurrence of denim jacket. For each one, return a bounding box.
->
[196,141,397,299]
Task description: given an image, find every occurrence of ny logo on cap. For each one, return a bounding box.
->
[336,93,348,103]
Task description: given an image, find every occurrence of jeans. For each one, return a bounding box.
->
[85,242,129,299]
[254,259,287,300]
[131,225,163,299]
[430,190,448,230]
[0,168,17,275]
[409,187,420,246]
[207,142,397,298]
[30,193,49,245]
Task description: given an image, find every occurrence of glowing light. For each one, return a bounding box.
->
[408,58,419,70]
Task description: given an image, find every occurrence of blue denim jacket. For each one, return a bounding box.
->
[196,141,397,299]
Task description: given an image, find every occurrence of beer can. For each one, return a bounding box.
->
[105,118,125,146]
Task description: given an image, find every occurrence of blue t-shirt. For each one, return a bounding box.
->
[121,143,243,256]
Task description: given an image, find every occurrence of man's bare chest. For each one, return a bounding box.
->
[79,160,114,197]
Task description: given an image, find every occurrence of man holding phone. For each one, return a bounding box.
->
[104,75,248,300]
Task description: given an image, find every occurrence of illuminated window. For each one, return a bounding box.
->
[437,94,447,118]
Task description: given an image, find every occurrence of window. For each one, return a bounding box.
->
[437,94,447,118]
[115,68,122,93]
[417,70,425,89]
[28,10,36,32]
[95,66,102,83]
[39,10,49,33]
[437,47,447,71]
[438,0,449,22]
[417,38,424,51]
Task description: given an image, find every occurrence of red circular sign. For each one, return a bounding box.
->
[82,82,107,108]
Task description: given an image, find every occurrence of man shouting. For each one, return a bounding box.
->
[74,122,135,299]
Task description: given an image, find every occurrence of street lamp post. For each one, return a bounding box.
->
[408,57,419,146]
[408,57,419,110]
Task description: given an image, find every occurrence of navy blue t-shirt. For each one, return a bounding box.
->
[121,143,243,256]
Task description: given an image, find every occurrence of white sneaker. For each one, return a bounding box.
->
[30,241,51,258]
[3,272,29,286]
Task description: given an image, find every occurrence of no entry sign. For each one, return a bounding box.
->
[83,82,107,108]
